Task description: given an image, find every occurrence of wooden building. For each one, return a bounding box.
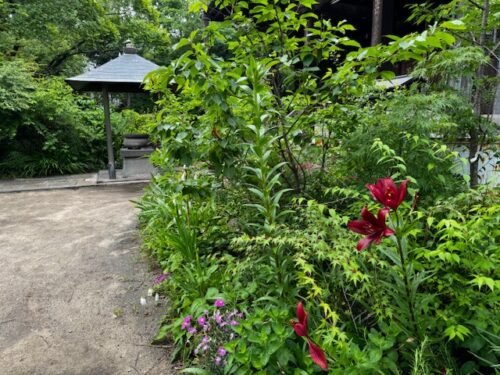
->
[206,0,447,47]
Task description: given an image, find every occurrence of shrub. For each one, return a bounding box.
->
[0,60,127,177]
[137,1,499,373]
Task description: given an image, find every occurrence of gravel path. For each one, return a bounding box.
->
[0,185,174,375]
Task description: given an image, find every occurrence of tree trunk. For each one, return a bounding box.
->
[493,54,500,115]
[469,0,489,188]
[371,0,383,46]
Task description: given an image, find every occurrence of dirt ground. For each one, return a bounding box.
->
[0,185,175,375]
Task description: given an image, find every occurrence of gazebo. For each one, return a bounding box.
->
[66,43,159,179]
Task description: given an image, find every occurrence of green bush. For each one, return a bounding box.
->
[338,90,469,203]
[141,168,498,374]
[137,0,499,374]
[0,60,127,177]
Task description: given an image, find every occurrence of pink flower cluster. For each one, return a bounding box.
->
[180,299,243,368]
[153,273,170,284]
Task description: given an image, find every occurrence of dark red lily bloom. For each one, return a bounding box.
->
[293,302,308,337]
[292,303,328,370]
[307,339,328,370]
[367,178,408,210]
[347,207,395,251]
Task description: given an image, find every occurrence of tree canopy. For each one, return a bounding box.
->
[0,0,201,177]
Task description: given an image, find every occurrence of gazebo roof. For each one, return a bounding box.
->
[66,47,159,93]
[375,75,415,90]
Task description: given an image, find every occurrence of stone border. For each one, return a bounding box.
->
[0,171,151,194]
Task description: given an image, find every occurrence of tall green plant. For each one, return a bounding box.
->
[147,0,459,193]
[244,124,291,230]
[409,0,500,188]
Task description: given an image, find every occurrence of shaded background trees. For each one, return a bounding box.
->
[0,0,201,177]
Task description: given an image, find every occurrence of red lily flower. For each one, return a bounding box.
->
[293,302,308,337]
[367,178,408,210]
[306,339,328,370]
[347,207,395,251]
[292,303,328,370]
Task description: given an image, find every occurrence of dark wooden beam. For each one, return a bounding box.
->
[102,86,116,179]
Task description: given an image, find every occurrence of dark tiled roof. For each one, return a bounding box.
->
[375,75,414,90]
[66,52,159,93]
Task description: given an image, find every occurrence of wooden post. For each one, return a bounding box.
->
[102,86,116,179]
[371,0,383,46]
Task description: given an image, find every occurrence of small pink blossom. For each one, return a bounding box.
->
[153,273,170,284]
[214,299,225,308]
[214,311,223,325]
[181,315,192,330]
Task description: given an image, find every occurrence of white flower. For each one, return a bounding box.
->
[155,293,159,302]
[140,297,147,306]
[147,288,153,297]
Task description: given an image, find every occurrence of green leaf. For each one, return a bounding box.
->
[445,325,471,341]
[441,20,466,30]
[248,187,265,200]
[299,0,316,9]
[368,348,383,363]
[302,54,314,67]
[188,1,208,13]
[341,39,361,48]
[173,38,191,51]
[469,276,496,291]
[152,325,169,343]
[379,70,396,80]
[435,31,455,46]
[205,287,221,299]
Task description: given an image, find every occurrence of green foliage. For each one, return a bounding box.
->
[138,167,240,314]
[121,109,156,135]
[0,59,36,141]
[243,122,292,231]
[147,0,459,192]
[416,189,500,373]
[409,0,500,188]
[137,0,500,374]
[338,89,469,202]
[0,0,202,177]
[0,61,118,177]
[0,0,173,74]
[225,307,297,373]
